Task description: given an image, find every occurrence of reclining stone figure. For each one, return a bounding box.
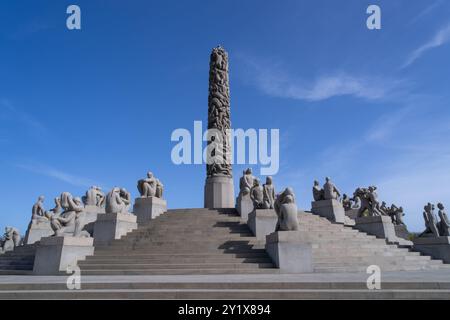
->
[262,176,276,209]
[50,192,90,237]
[137,172,163,198]
[0,227,21,254]
[274,187,299,231]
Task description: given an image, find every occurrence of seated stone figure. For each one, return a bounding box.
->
[105,187,130,214]
[137,172,163,198]
[274,187,298,231]
[51,192,90,237]
[437,203,450,237]
[82,186,105,207]
[239,168,255,197]
[31,196,50,223]
[312,180,324,201]
[262,176,276,209]
[250,178,264,209]
[120,188,131,213]
[323,177,341,201]
[0,227,21,254]
[419,203,440,237]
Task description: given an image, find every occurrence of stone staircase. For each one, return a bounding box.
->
[78,208,276,275]
[0,244,37,275]
[298,213,448,273]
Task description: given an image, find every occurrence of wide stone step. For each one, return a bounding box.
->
[81,257,273,264]
[79,262,274,270]
[80,268,279,275]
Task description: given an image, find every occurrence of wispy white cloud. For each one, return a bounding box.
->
[16,163,103,189]
[239,57,405,102]
[402,24,450,68]
[0,99,47,134]
[409,0,444,25]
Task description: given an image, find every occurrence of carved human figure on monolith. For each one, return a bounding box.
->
[419,203,440,237]
[437,203,450,237]
[0,227,21,254]
[120,188,131,212]
[250,178,264,209]
[274,187,299,231]
[262,176,276,209]
[137,172,160,198]
[82,186,105,207]
[323,177,341,200]
[51,192,89,237]
[312,180,324,201]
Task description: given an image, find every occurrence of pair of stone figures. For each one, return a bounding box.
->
[30,171,164,238]
[420,202,450,238]
[238,168,299,231]
[0,226,21,254]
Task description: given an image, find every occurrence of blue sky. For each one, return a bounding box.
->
[1,0,449,233]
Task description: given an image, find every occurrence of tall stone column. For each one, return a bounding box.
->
[204,46,235,209]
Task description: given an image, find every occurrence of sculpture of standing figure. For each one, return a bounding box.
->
[274,188,299,231]
[106,187,130,214]
[0,227,21,254]
[323,177,341,200]
[137,172,159,198]
[82,186,105,207]
[437,203,450,237]
[312,180,324,201]
[250,178,264,209]
[262,176,276,209]
[419,203,440,237]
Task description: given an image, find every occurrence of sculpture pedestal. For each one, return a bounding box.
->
[395,224,410,240]
[33,236,94,275]
[354,216,412,246]
[24,220,54,245]
[204,176,235,209]
[265,231,313,273]
[133,197,167,224]
[93,212,137,245]
[248,209,277,241]
[311,199,345,223]
[236,194,254,221]
[413,237,450,263]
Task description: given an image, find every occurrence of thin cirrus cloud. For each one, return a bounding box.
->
[402,24,450,69]
[239,58,404,102]
[15,163,103,189]
[0,99,47,134]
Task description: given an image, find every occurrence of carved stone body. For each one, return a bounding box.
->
[206,46,232,178]
[250,179,264,209]
[138,172,163,198]
[312,180,324,201]
[323,177,340,200]
[0,227,21,254]
[82,186,105,207]
[275,188,299,231]
[420,203,440,237]
[105,187,129,214]
[262,176,275,209]
[51,193,89,237]
[438,203,450,237]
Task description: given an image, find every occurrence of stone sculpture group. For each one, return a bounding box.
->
[419,202,450,238]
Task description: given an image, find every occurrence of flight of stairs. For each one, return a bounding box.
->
[78,208,276,275]
[0,244,37,275]
[298,213,448,273]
